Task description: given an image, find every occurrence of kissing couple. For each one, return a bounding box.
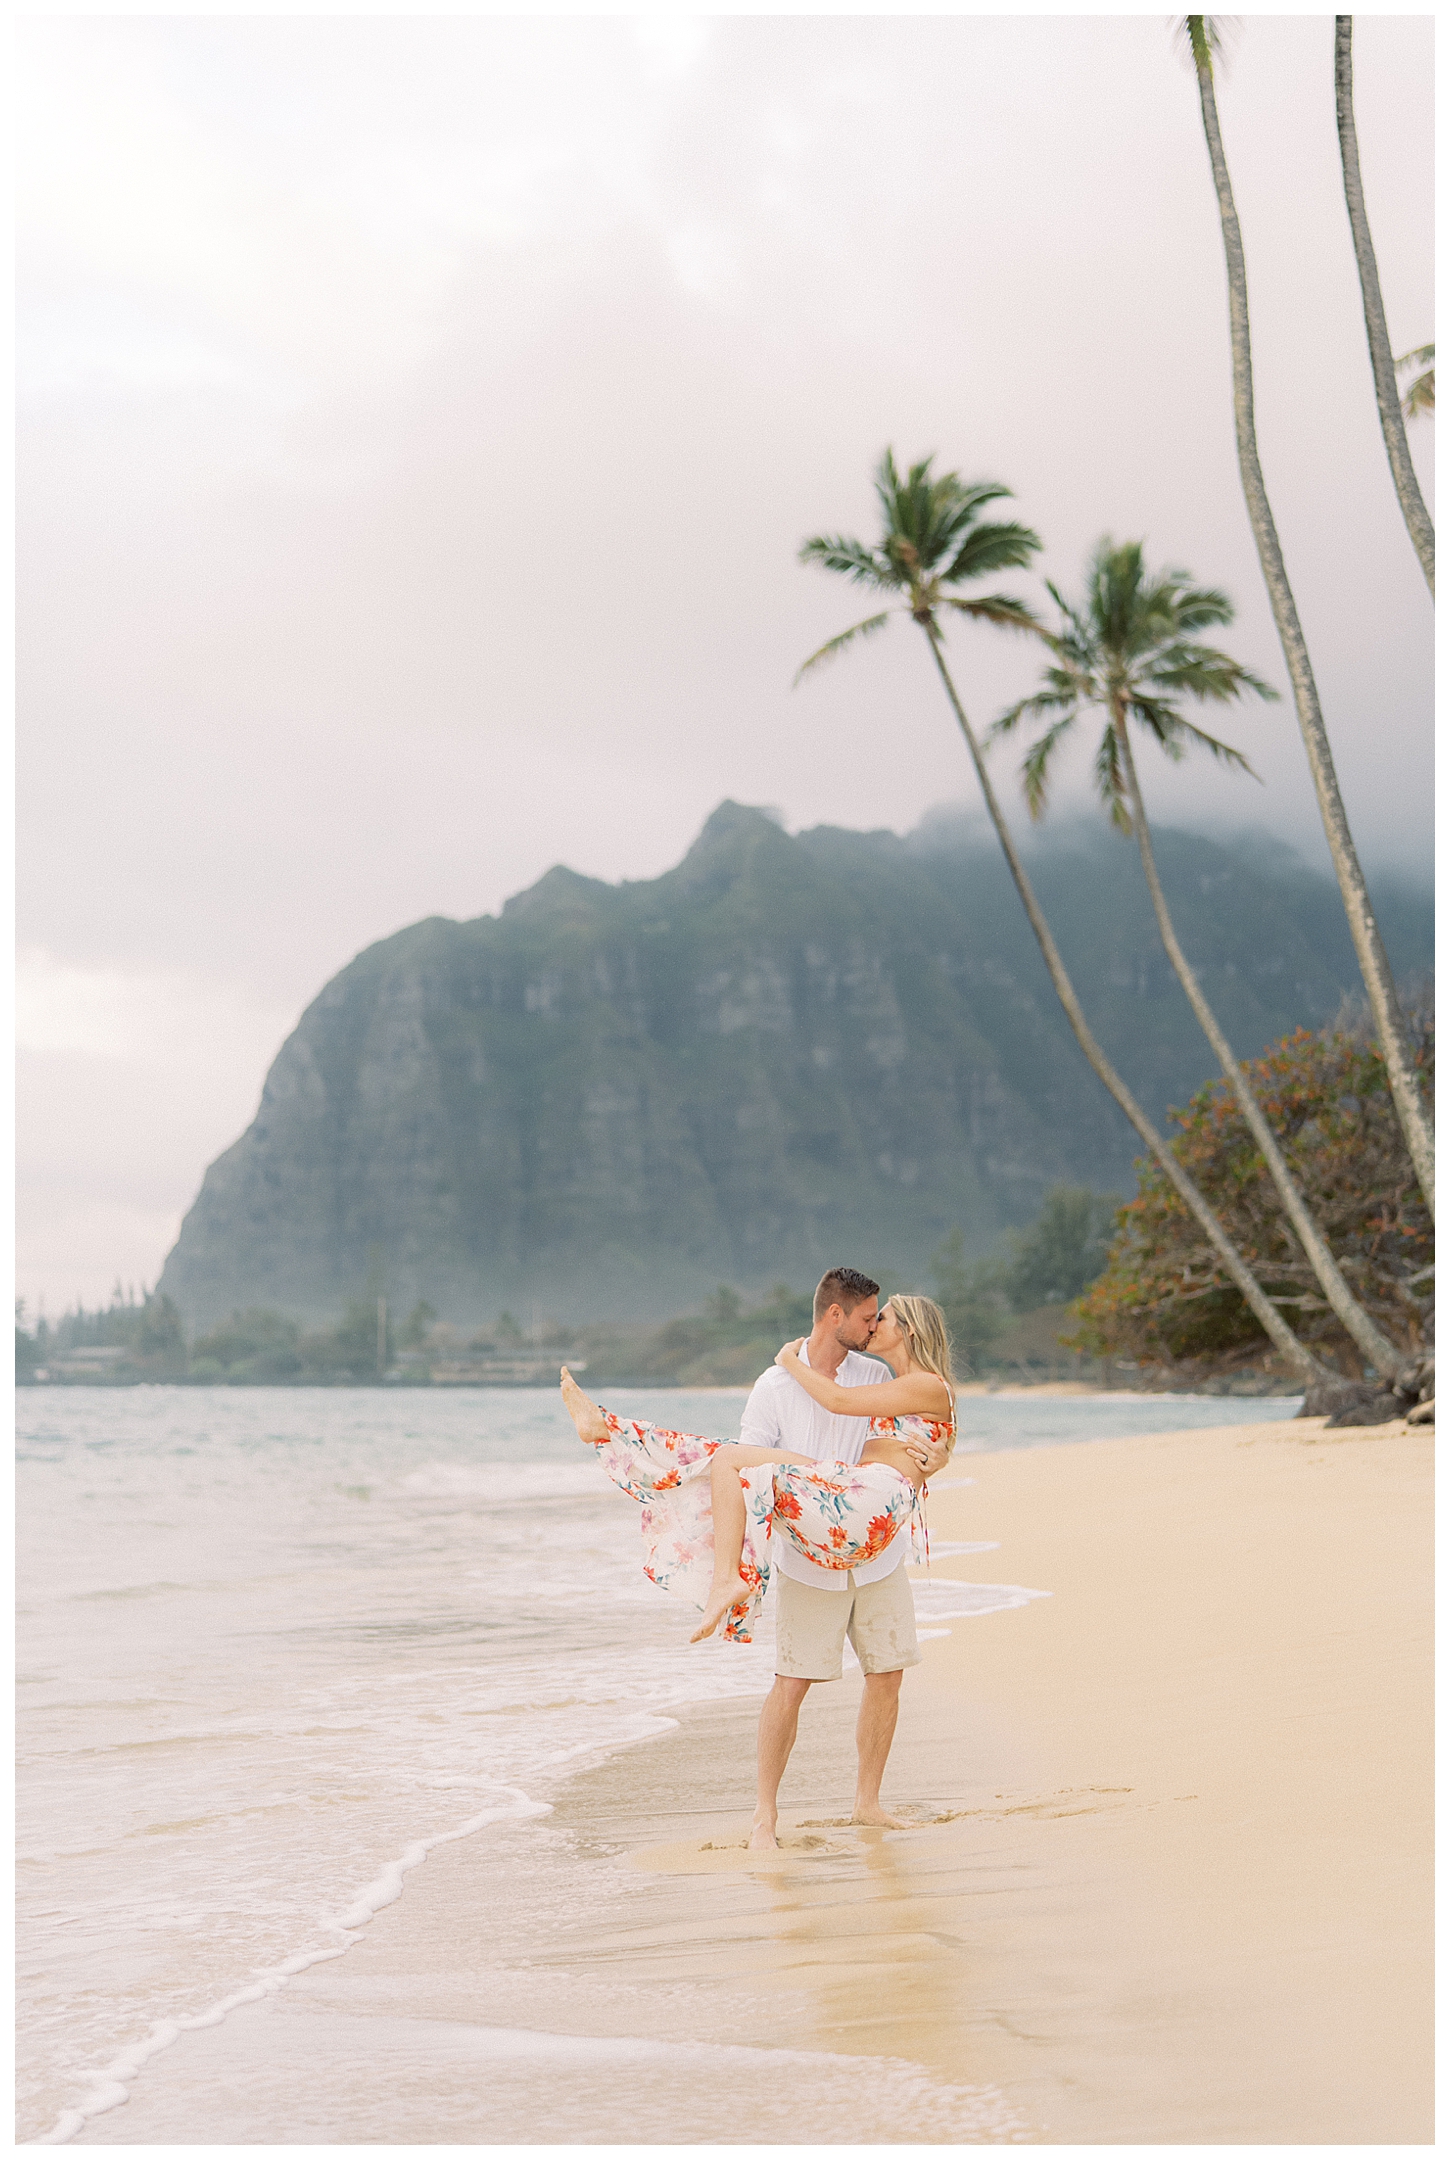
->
[561,1266,956,1851]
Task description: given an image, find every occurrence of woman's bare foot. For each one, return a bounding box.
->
[748,1815,779,1851]
[851,1801,909,1829]
[695,1581,756,1641]
[691,1575,752,1642]
[560,1366,608,1445]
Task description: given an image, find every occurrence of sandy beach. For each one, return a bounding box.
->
[71,1411,1432,2145]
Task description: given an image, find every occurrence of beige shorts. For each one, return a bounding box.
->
[773,1564,922,1682]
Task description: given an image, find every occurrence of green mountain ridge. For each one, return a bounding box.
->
[157,802,1432,1327]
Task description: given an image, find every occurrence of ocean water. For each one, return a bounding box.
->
[16,1384,1300,2143]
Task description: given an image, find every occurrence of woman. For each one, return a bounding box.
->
[560,1293,956,1643]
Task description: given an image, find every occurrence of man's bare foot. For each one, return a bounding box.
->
[748,1817,779,1851]
[691,1575,751,1642]
[560,1366,608,1445]
[851,1802,909,1829]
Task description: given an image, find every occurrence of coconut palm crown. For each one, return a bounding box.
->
[795,450,1042,678]
[991,538,1275,830]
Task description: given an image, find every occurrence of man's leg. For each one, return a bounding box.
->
[853,1669,905,1827]
[752,1676,812,1850]
[845,1564,922,1828]
[755,1571,851,1850]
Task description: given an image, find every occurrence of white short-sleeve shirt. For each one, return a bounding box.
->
[738,1343,904,1589]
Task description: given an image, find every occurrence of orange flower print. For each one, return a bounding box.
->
[590,1407,921,1648]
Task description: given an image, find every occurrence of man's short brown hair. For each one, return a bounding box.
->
[813,1266,881,1321]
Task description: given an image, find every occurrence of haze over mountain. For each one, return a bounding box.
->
[158,804,1432,1327]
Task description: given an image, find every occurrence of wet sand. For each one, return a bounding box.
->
[75,1414,1431,2144]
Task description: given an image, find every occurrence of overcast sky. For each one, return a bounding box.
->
[17,10,1434,1316]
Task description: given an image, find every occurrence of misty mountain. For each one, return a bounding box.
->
[158,803,1432,1327]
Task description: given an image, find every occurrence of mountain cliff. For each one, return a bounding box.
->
[158,803,1432,1325]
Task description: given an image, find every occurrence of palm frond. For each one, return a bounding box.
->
[1402,371,1435,419]
[1168,583,1235,633]
[798,534,892,589]
[876,447,906,499]
[1041,580,1094,662]
[989,684,1080,743]
[793,612,893,686]
[1397,351,1435,419]
[1170,713,1260,777]
[949,478,1017,516]
[942,593,1045,637]
[1019,712,1082,820]
[1093,726,1132,833]
[943,518,1042,584]
[1125,692,1185,751]
[934,479,1017,550]
[1146,642,1277,704]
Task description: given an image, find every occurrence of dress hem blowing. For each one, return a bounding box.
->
[589,1410,939,1643]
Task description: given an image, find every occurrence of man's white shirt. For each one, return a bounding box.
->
[737,1344,905,1589]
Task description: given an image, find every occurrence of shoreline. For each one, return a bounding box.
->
[65,1411,1430,2144]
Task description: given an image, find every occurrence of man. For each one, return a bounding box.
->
[739,1265,952,1851]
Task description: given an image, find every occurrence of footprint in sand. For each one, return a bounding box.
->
[698,1833,837,1853]
[796,1814,933,1831]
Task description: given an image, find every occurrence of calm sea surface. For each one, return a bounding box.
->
[16,1384,1299,2143]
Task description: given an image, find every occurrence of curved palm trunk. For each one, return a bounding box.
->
[1335,17,1435,592]
[923,629,1328,1382]
[1114,714,1400,1374]
[1190,36,1435,1219]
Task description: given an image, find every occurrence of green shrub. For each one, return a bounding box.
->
[1069,1019,1433,1377]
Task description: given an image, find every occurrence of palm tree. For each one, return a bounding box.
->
[796,452,1327,1381]
[1396,344,1434,421]
[1183,16,1434,1220]
[992,537,1402,1374]
[1334,18,1434,592]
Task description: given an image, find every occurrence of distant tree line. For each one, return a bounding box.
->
[16,1291,409,1386]
[14,1288,630,1388]
[16,1285,187,1380]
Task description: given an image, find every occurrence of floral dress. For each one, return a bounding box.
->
[587,1411,947,1642]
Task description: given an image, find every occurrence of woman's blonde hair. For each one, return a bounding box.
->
[884,1293,957,1441]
